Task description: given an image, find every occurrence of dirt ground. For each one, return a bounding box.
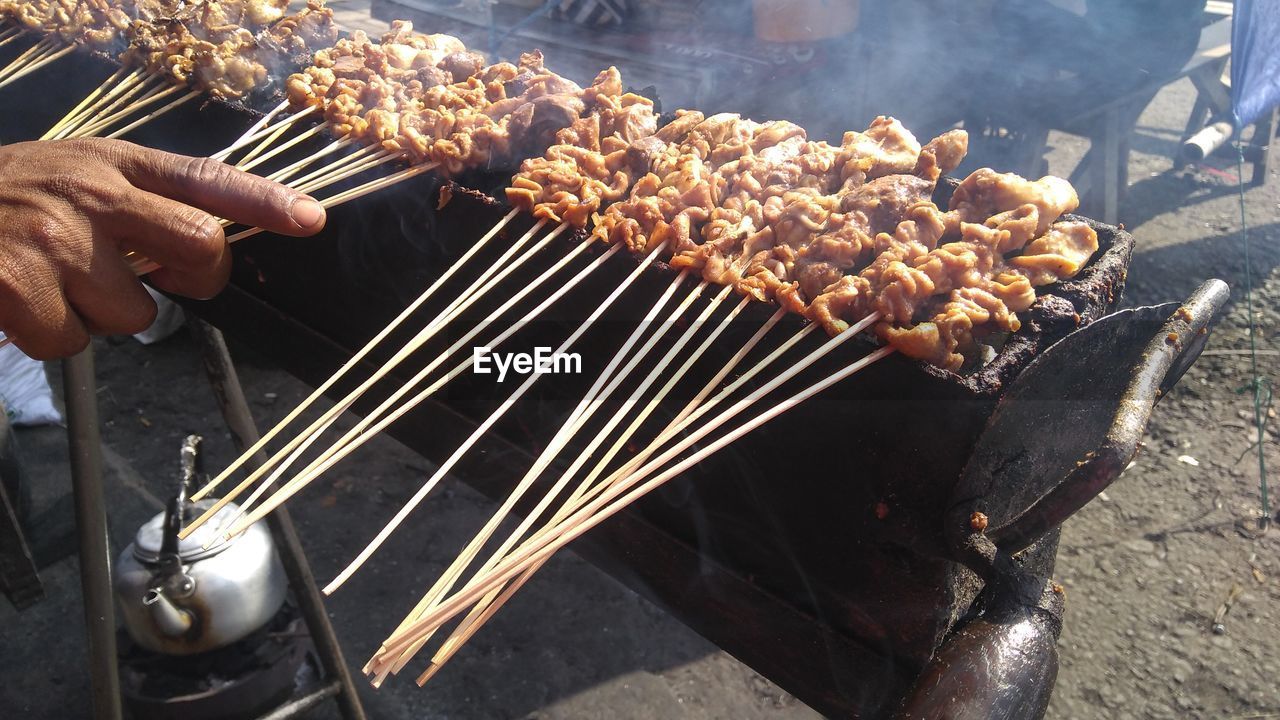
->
[3,26,1280,720]
[1039,83,1280,718]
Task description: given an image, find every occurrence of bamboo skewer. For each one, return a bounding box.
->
[41,65,135,139]
[369,278,710,643]
[347,241,673,679]
[184,217,558,538]
[102,89,199,139]
[237,124,334,173]
[290,152,398,197]
[381,309,853,641]
[199,226,579,540]
[206,222,581,532]
[375,286,781,678]
[182,218,557,537]
[189,208,520,505]
[553,309,791,539]
[0,41,73,89]
[215,146,387,230]
[226,98,289,151]
[418,302,781,675]
[314,161,438,206]
[0,36,58,82]
[267,144,382,185]
[378,333,890,666]
[397,283,738,678]
[218,223,595,540]
[211,105,316,162]
[0,28,21,48]
[415,348,900,683]
[53,72,160,139]
[209,161,440,249]
[336,267,700,624]
[69,79,179,138]
[206,213,567,533]
[288,150,397,193]
[374,335,894,667]
[129,162,442,276]
[233,114,299,166]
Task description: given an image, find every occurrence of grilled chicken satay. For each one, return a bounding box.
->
[810,166,1090,369]
[503,76,659,227]
[288,21,646,177]
[122,0,335,101]
[570,106,1095,371]
[705,122,969,311]
[878,220,1098,369]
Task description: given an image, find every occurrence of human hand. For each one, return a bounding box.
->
[0,138,326,359]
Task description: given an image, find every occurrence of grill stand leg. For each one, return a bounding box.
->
[190,319,367,720]
[62,347,124,720]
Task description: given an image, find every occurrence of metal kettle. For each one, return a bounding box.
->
[114,436,287,655]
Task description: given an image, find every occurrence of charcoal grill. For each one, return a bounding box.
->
[1,42,1231,719]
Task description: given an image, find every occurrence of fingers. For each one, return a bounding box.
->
[110,143,326,237]
[64,227,158,337]
[0,254,91,361]
[110,188,231,299]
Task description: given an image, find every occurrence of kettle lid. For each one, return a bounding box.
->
[133,498,244,563]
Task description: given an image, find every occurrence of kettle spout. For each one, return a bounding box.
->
[143,588,194,637]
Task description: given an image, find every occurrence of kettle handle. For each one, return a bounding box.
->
[160,435,203,559]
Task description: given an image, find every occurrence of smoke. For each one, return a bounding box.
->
[446,0,1207,169]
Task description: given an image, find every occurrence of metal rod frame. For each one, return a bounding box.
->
[62,347,124,720]
[190,319,367,720]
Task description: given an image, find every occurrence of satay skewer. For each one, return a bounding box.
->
[330,266,701,600]
[0,27,21,48]
[102,89,200,139]
[71,80,187,136]
[51,72,164,139]
[216,222,597,540]
[375,311,854,656]
[279,148,397,190]
[414,350,899,686]
[288,151,399,196]
[237,124,335,172]
[189,207,519,505]
[373,330,893,669]
[0,35,60,82]
[0,42,73,89]
[415,294,762,678]
[227,98,291,151]
[214,139,378,229]
[41,66,138,139]
[377,324,888,666]
[265,143,382,185]
[387,298,780,675]
[207,222,578,534]
[378,282,736,677]
[235,118,301,165]
[131,161,442,276]
[212,106,317,162]
[182,218,559,532]
[410,306,791,675]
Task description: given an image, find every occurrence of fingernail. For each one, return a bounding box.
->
[291,197,325,229]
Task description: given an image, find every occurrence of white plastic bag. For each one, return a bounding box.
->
[0,343,62,427]
[133,286,187,345]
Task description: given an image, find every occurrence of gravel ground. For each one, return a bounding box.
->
[1041,79,1280,720]
[2,24,1280,720]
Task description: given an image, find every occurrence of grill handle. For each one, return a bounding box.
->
[944,278,1230,566]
